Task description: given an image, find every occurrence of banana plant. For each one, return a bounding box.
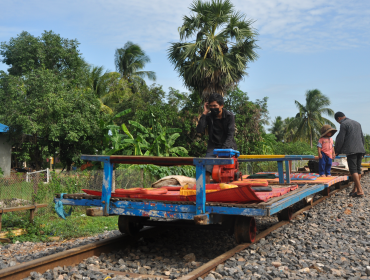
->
[103,109,188,157]
[121,122,150,156]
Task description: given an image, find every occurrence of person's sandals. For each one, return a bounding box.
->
[352,193,365,198]
[349,191,356,196]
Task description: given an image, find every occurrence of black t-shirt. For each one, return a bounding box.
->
[212,118,224,148]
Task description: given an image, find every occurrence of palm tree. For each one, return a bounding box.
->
[268,116,285,142]
[114,41,156,86]
[168,0,259,99]
[292,89,335,148]
[86,66,133,115]
[283,117,299,143]
[86,65,109,96]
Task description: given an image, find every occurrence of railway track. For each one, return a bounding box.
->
[0,173,366,280]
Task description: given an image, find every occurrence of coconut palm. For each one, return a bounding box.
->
[86,66,134,115]
[85,65,108,97]
[282,117,299,143]
[268,116,285,142]
[114,41,156,86]
[292,89,335,148]
[168,0,259,99]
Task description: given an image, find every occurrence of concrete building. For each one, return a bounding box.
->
[0,123,11,177]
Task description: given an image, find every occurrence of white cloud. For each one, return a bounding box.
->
[0,0,369,53]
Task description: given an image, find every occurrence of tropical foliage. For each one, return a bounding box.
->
[0,31,105,170]
[268,116,299,143]
[290,89,335,148]
[364,134,370,154]
[168,0,259,99]
[0,25,351,172]
[115,41,156,88]
[268,116,285,142]
[224,88,268,155]
[103,109,188,157]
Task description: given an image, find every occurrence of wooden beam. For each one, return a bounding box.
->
[29,208,35,223]
[0,238,11,243]
[86,207,104,216]
[0,229,27,238]
[0,204,48,214]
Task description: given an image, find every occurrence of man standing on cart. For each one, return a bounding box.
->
[196,93,237,183]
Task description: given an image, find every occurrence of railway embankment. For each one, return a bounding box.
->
[1,175,369,279]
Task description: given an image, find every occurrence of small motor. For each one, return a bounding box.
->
[211,149,242,183]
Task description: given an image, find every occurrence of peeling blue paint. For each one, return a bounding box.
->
[58,154,348,225]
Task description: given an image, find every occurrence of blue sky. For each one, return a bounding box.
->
[1,0,369,136]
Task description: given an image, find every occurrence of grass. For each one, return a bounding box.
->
[0,207,119,243]
[0,171,121,244]
[0,181,34,201]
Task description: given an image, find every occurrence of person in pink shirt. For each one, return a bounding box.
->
[317,125,337,177]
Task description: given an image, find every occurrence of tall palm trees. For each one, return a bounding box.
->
[268,116,285,142]
[168,0,259,99]
[292,89,335,148]
[115,41,156,85]
[86,41,156,115]
[86,66,133,115]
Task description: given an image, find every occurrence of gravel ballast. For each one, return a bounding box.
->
[204,175,370,280]
[1,174,369,280]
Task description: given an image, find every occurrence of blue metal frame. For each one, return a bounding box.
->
[193,158,233,215]
[55,181,338,219]
[56,152,348,224]
[57,197,268,218]
[102,162,113,215]
[267,184,328,215]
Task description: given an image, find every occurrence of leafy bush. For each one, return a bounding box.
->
[273,141,317,156]
[34,171,90,203]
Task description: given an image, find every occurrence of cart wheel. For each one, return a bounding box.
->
[222,215,236,236]
[277,207,293,221]
[234,216,256,244]
[118,215,145,236]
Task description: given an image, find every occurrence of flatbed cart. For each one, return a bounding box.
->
[55,152,348,244]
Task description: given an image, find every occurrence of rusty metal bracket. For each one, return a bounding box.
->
[194,214,210,225]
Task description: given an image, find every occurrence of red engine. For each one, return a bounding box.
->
[212,156,242,183]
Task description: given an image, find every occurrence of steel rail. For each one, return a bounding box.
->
[1,170,368,280]
[178,173,368,280]
[0,227,163,280]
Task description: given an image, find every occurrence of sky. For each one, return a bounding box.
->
[1,0,369,136]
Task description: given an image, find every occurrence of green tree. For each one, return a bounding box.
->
[273,141,317,156]
[0,31,86,84]
[364,134,370,154]
[292,89,335,148]
[115,41,156,87]
[86,65,108,97]
[168,0,259,99]
[269,116,299,143]
[85,67,134,115]
[0,31,106,170]
[103,109,188,157]
[282,117,298,143]
[268,116,285,142]
[224,88,268,155]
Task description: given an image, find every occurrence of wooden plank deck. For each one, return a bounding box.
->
[243,175,348,186]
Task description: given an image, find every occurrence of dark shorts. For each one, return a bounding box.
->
[347,153,363,174]
[205,150,217,174]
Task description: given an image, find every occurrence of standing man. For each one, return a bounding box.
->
[196,93,237,183]
[334,112,366,197]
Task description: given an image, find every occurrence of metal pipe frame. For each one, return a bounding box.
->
[56,154,349,224]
